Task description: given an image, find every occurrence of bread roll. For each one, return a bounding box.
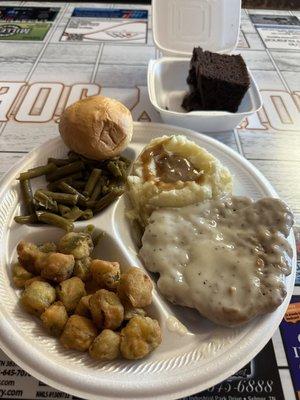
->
[59,96,133,160]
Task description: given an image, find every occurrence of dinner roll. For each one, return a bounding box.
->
[59,96,133,160]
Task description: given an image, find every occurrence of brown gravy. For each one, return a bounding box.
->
[140,141,203,188]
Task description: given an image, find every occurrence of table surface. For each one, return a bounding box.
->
[0,2,299,400]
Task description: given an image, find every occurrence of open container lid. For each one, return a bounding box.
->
[152,0,241,56]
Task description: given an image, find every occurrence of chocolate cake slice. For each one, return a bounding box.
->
[182,47,250,113]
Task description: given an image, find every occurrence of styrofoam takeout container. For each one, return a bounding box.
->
[148,0,263,133]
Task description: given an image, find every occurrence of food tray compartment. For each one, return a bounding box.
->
[148,58,262,133]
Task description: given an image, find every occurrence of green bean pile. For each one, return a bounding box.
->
[15,151,131,231]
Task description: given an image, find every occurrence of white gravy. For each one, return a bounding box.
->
[139,197,294,327]
[166,316,189,336]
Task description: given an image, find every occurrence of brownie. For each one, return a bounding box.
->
[182,47,250,113]
[182,91,203,112]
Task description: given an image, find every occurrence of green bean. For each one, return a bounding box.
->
[120,156,132,167]
[58,204,71,216]
[18,163,56,181]
[47,172,83,191]
[47,182,59,191]
[17,152,129,224]
[90,175,107,200]
[118,160,129,180]
[103,182,121,195]
[101,185,110,195]
[63,206,84,221]
[83,168,102,197]
[36,211,73,232]
[107,161,122,178]
[80,199,95,208]
[80,209,93,220]
[39,190,78,205]
[93,189,123,212]
[68,151,81,161]
[56,181,88,206]
[46,161,84,182]
[71,180,86,190]
[14,214,37,224]
[82,159,99,168]
[20,179,35,215]
[34,190,58,212]
[76,153,99,167]
[48,157,69,167]
[90,183,102,201]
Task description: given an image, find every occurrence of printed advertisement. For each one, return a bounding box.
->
[280,296,300,400]
[0,6,59,21]
[61,8,148,43]
[184,341,285,399]
[0,6,59,41]
[0,22,51,41]
[295,227,300,286]
[250,14,300,49]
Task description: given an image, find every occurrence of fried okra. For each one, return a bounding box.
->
[85,279,101,295]
[38,242,57,253]
[12,262,33,288]
[74,257,91,282]
[14,229,162,362]
[120,316,162,360]
[17,241,44,274]
[40,301,68,336]
[39,252,75,283]
[58,232,93,260]
[118,267,153,308]
[60,315,97,351]
[89,289,124,330]
[124,306,146,320]
[21,281,56,316]
[90,259,120,290]
[89,329,120,361]
[75,295,92,318]
[56,277,86,312]
[24,276,46,288]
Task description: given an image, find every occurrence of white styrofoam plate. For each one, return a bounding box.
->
[0,122,296,400]
[148,58,263,133]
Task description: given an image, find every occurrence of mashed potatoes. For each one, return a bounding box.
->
[127,135,232,223]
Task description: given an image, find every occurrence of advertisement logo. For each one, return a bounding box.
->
[0,24,30,36]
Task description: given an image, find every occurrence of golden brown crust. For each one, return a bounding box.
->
[90,259,120,290]
[89,289,124,330]
[40,301,68,336]
[59,96,133,160]
[117,267,153,308]
[120,316,162,360]
[60,315,97,351]
[89,329,120,361]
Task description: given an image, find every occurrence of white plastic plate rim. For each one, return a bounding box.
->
[147,58,263,118]
[0,122,296,400]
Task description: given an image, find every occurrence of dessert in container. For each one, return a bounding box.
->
[0,122,295,400]
[148,0,262,133]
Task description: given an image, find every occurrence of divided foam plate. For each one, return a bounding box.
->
[0,122,296,400]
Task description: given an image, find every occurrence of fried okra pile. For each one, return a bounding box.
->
[13,230,161,361]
